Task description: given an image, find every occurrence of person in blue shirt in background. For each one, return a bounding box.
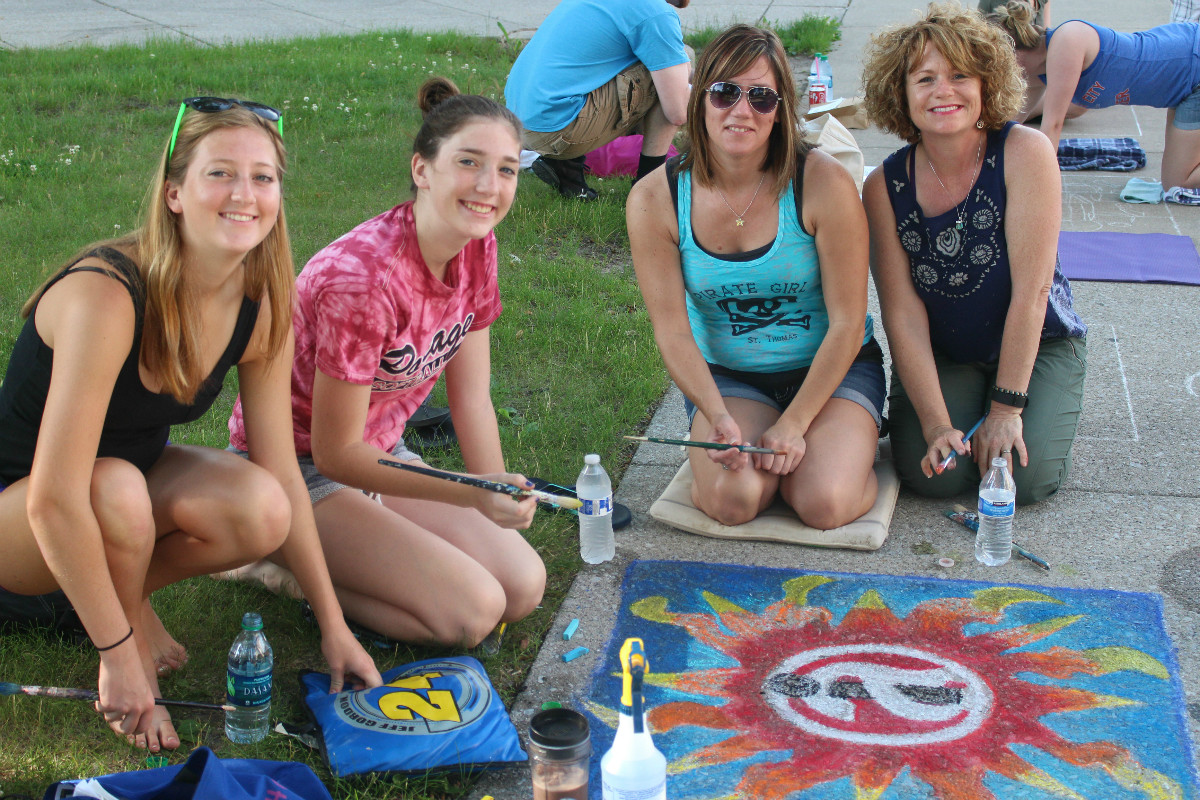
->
[988,1,1200,193]
[505,0,692,200]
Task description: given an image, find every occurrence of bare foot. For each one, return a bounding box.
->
[142,599,188,676]
[127,705,180,752]
[211,559,304,600]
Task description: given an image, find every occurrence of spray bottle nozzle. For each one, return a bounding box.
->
[619,638,647,734]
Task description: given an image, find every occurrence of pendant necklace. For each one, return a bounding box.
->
[716,172,766,227]
[926,133,984,231]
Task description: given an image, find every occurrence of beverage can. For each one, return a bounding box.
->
[808,82,827,107]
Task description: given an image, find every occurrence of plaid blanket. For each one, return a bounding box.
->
[1057,137,1146,171]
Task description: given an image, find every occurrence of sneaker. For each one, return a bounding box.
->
[530,156,598,201]
[408,396,451,429]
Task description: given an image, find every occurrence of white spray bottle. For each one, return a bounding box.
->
[600,637,667,800]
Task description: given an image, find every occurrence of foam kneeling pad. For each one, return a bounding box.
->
[649,444,899,551]
[300,656,526,778]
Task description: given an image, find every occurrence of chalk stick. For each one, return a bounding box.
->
[563,618,580,641]
[562,646,589,662]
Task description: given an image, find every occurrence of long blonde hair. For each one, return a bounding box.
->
[23,103,294,404]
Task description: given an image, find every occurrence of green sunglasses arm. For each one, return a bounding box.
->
[166,101,188,166]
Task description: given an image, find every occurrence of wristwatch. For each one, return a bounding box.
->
[990,385,1028,409]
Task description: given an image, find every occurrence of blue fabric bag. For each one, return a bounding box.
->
[43,746,333,800]
[300,655,527,777]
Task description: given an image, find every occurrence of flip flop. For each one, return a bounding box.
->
[527,478,632,530]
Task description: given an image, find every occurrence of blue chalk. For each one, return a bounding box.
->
[563,618,580,641]
[562,646,589,662]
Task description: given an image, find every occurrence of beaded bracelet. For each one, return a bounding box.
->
[95,626,134,652]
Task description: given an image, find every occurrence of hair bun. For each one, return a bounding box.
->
[418,77,461,116]
[1003,0,1034,25]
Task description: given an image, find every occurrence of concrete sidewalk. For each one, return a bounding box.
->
[3,0,1197,797]
[0,0,844,49]
[476,0,1200,797]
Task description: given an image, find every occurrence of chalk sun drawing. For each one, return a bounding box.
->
[605,575,1184,800]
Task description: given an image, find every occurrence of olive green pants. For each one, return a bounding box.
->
[888,336,1086,505]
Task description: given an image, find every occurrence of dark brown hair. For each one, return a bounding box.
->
[680,24,810,199]
[410,77,523,192]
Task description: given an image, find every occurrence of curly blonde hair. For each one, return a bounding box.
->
[861,2,1025,144]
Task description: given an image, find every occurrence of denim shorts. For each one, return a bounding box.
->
[1173,83,1200,130]
[231,440,421,505]
[299,439,421,504]
[683,339,886,429]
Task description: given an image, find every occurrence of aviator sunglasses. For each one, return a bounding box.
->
[705,81,781,115]
[166,96,284,167]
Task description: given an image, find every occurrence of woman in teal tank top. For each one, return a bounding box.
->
[628,24,884,531]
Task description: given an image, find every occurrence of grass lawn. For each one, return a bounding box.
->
[0,30,666,799]
[0,12,842,797]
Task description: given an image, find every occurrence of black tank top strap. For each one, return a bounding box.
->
[794,149,809,235]
[41,246,145,314]
[224,295,261,368]
[666,153,685,216]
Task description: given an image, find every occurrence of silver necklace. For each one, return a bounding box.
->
[716,172,766,227]
[926,133,984,231]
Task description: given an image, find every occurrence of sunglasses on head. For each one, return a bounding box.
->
[705,82,781,115]
[166,96,284,167]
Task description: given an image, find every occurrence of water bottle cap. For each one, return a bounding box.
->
[584,453,600,465]
[991,457,1008,468]
[241,611,263,631]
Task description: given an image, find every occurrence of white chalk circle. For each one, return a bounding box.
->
[762,643,994,746]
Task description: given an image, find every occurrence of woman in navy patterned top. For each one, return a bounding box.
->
[862,3,1087,505]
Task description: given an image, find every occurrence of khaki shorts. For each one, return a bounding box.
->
[523,62,660,160]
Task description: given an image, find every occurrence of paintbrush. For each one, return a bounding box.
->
[377,459,584,510]
[623,435,786,456]
[934,413,988,474]
[0,682,234,712]
[945,505,1052,571]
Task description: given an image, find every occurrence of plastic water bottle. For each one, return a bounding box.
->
[976,457,1015,566]
[807,54,828,106]
[225,611,273,743]
[819,52,833,95]
[577,454,615,564]
[601,639,667,800]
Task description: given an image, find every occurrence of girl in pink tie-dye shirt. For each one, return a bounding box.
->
[229,78,545,647]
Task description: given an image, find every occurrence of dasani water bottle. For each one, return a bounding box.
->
[225,611,273,743]
[976,457,1015,566]
[577,454,615,564]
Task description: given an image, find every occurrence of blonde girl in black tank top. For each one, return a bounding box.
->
[0,99,381,752]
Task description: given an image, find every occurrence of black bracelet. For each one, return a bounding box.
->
[990,385,1029,409]
[95,626,134,652]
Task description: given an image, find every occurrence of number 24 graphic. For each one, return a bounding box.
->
[379,672,462,722]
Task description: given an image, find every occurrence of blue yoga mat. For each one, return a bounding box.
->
[1058,231,1200,284]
